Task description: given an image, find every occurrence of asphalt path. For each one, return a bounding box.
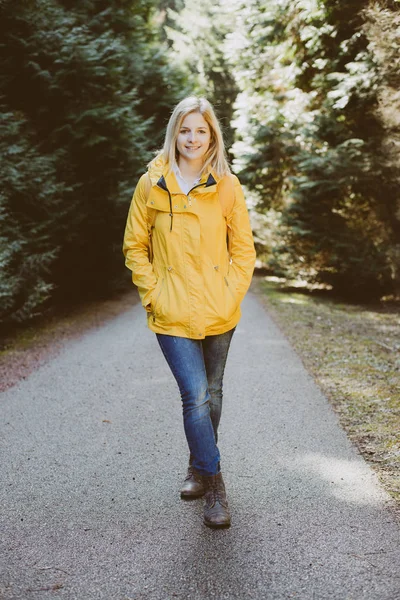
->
[1,292,400,600]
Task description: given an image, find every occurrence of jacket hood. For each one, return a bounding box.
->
[147,155,166,187]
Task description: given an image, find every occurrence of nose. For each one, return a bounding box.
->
[187,131,197,143]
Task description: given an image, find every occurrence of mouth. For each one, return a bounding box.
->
[186,146,201,151]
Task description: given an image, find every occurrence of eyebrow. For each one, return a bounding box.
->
[180,126,209,130]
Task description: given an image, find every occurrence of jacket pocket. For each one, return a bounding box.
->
[224,274,237,303]
[207,264,238,322]
[223,273,239,319]
[151,277,165,319]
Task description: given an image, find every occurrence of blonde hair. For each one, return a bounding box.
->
[152,96,230,178]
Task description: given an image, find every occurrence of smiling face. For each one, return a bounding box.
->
[176,112,211,165]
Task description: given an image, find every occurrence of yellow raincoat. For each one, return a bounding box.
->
[122,157,256,339]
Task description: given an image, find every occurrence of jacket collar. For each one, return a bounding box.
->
[148,155,219,195]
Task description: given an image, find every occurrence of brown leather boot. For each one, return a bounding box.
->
[180,465,205,499]
[202,471,231,528]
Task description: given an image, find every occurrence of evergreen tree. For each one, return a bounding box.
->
[0,0,184,325]
[229,0,399,298]
[363,1,400,293]
[165,0,238,155]
[0,107,64,323]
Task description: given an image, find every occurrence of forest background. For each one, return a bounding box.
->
[1,0,400,328]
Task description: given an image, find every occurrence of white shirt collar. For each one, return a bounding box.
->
[173,164,200,183]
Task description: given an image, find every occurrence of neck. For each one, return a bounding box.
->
[177,156,204,179]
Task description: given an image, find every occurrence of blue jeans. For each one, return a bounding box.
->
[156,328,235,477]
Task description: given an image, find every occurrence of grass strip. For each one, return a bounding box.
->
[252,276,400,504]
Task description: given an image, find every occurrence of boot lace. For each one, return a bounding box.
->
[185,466,194,481]
[185,466,201,482]
[207,477,226,507]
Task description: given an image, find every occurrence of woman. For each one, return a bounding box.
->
[123,96,256,528]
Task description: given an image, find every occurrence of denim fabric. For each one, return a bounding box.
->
[156,328,235,476]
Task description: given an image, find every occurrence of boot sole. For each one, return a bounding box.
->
[204,519,231,529]
[180,490,205,500]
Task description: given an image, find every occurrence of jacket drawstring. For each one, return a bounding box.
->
[157,173,217,232]
[168,182,206,232]
[167,188,173,232]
